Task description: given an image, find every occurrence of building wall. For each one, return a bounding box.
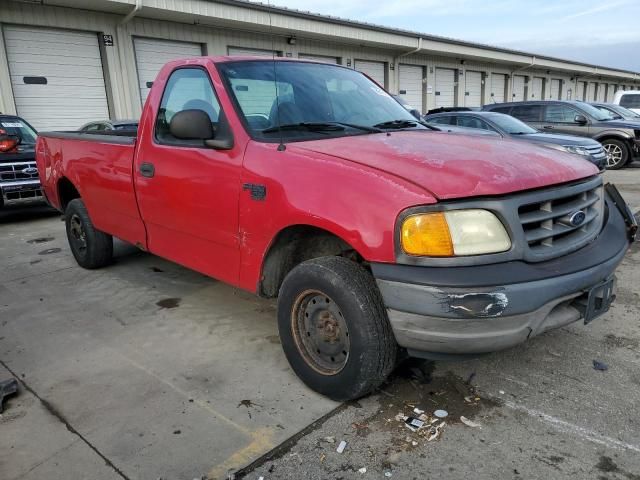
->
[0,1,638,125]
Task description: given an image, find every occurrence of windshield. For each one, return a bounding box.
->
[218,61,425,140]
[610,105,640,119]
[576,102,613,121]
[0,118,37,145]
[484,113,537,134]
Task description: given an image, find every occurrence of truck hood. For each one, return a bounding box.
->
[291,131,598,200]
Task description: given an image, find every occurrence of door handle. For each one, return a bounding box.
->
[140,162,155,178]
[543,125,554,130]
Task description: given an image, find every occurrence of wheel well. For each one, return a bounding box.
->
[598,135,634,150]
[57,177,80,211]
[259,225,365,298]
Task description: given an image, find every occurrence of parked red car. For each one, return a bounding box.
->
[36,57,635,400]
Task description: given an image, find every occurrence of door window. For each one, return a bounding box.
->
[510,105,542,122]
[543,105,579,123]
[456,116,492,130]
[620,94,640,109]
[427,116,454,125]
[155,68,221,145]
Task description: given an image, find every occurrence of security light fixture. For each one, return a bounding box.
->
[287,36,296,45]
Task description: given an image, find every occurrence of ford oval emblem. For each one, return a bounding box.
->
[569,211,586,226]
[22,167,38,175]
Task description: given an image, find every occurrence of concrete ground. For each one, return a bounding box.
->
[1,165,639,480]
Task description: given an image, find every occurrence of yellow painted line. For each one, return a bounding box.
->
[207,427,275,480]
[114,350,252,436]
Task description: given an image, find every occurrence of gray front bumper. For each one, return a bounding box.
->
[1,180,43,206]
[373,202,630,356]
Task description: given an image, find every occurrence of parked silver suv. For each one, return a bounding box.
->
[483,100,640,169]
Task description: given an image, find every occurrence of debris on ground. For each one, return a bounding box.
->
[433,409,448,418]
[404,417,425,432]
[460,416,481,428]
[425,422,446,442]
[0,378,18,413]
[593,360,609,371]
[321,436,335,444]
[413,407,425,415]
[336,440,347,453]
[358,467,367,474]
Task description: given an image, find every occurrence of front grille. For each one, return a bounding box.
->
[0,161,39,182]
[583,144,605,159]
[518,181,604,260]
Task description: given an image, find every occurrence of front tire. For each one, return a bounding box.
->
[277,257,397,401]
[602,139,629,170]
[65,198,113,269]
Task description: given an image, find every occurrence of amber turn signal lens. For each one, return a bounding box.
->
[401,212,454,256]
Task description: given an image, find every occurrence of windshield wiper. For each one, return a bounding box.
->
[262,122,381,134]
[373,119,418,129]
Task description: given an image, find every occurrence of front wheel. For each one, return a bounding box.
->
[65,198,113,269]
[277,257,397,401]
[602,139,630,170]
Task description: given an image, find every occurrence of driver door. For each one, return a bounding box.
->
[134,67,243,285]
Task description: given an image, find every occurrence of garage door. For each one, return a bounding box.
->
[490,73,507,103]
[464,71,482,107]
[607,84,617,102]
[596,83,606,102]
[298,54,338,64]
[134,38,202,106]
[435,68,456,108]
[549,79,561,100]
[530,77,544,100]
[355,60,385,87]
[228,47,278,57]
[398,64,423,112]
[512,75,526,101]
[3,26,109,131]
[576,81,586,100]
[587,82,597,101]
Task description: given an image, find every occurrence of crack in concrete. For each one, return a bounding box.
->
[0,360,131,480]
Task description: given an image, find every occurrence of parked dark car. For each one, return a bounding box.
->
[483,100,640,169]
[0,114,42,208]
[424,111,606,169]
[79,119,139,132]
[590,102,640,121]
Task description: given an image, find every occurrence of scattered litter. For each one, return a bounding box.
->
[426,422,446,442]
[0,378,18,413]
[434,409,448,418]
[499,390,505,395]
[593,360,608,371]
[404,417,425,432]
[417,413,429,422]
[319,453,326,463]
[413,407,425,415]
[395,412,408,422]
[336,440,347,453]
[358,467,367,474]
[258,477,264,480]
[460,416,481,428]
[322,436,336,444]
[384,472,393,477]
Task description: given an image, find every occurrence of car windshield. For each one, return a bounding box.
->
[0,118,37,145]
[576,102,613,121]
[218,60,425,140]
[484,113,537,134]
[611,105,640,119]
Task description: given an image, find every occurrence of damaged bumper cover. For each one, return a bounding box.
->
[372,198,632,356]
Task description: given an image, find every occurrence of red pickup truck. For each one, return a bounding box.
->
[36,57,636,400]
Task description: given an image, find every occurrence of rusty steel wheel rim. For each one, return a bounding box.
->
[291,289,350,375]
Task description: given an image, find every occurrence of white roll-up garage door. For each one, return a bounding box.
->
[550,79,561,100]
[298,54,338,64]
[512,75,526,101]
[398,64,423,112]
[134,38,202,106]
[490,73,506,103]
[435,68,456,108]
[530,77,544,100]
[3,26,109,131]
[596,83,606,102]
[576,81,586,100]
[355,60,385,87]
[464,71,482,107]
[607,84,616,102]
[587,82,597,101]
[228,47,278,57]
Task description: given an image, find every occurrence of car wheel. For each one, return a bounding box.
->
[277,256,397,401]
[602,139,629,170]
[65,198,113,269]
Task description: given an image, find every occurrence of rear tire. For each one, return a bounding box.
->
[277,256,397,401]
[65,198,113,269]
[602,139,629,170]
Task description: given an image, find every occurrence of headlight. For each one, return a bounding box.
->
[401,209,511,257]
[548,144,590,156]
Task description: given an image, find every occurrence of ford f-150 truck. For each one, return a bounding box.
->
[36,57,636,401]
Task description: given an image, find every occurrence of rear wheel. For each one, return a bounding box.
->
[65,198,113,269]
[602,139,629,170]
[277,257,397,401]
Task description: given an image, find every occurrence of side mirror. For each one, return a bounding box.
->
[574,114,588,125]
[409,109,422,120]
[169,109,214,140]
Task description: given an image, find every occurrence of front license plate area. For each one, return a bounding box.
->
[575,277,616,325]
